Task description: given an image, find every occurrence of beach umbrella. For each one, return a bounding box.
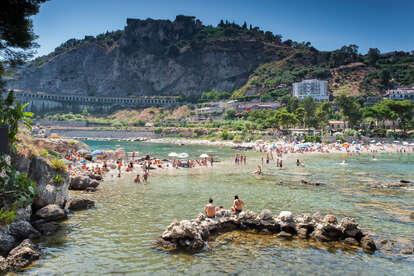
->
[80,160,88,163]
[91,150,104,155]
[77,149,89,153]
[168,152,178,157]
[370,140,376,143]
[394,141,400,143]
[355,147,360,151]
[410,143,414,146]
[402,141,409,146]
[200,153,209,158]
[178,152,189,158]
[376,142,382,146]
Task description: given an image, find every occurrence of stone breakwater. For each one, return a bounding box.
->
[156,210,377,253]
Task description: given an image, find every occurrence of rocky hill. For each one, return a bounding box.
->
[7,15,414,100]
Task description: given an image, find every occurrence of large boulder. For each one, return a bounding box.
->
[10,152,31,174]
[29,156,70,209]
[8,220,41,241]
[0,256,7,273]
[67,197,95,211]
[0,229,17,257]
[6,239,41,271]
[31,220,60,236]
[361,235,377,252]
[15,206,32,221]
[35,204,67,222]
[70,176,99,190]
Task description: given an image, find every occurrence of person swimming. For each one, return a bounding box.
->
[231,195,245,214]
[252,165,262,175]
[204,198,216,218]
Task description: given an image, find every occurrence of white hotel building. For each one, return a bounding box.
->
[292,79,329,102]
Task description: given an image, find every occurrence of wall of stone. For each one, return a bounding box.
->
[10,91,178,114]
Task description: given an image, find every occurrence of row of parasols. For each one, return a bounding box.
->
[168,152,209,159]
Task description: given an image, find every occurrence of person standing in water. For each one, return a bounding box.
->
[134,174,141,183]
[204,198,216,218]
[143,170,149,183]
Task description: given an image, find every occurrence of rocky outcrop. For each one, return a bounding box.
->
[0,229,17,257]
[29,156,70,209]
[33,138,89,155]
[35,204,67,222]
[8,219,41,240]
[66,197,95,211]
[31,220,60,236]
[156,210,376,254]
[8,16,291,98]
[70,175,100,190]
[4,239,41,272]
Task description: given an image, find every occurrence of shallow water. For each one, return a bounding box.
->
[19,141,414,275]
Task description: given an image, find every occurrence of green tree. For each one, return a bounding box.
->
[277,109,298,129]
[315,102,332,129]
[301,97,318,128]
[366,48,380,66]
[334,95,362,128]
[295,107,305,127]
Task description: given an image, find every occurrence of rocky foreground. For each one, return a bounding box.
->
[1,147,100,274]
[157,210,378,253]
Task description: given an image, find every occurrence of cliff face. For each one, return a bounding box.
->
[8,16,293,97]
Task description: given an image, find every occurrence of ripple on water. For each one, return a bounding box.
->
[23,142,414,275]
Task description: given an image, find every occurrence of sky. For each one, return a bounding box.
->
[32,0,414,57]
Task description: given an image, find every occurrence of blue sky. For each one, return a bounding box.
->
[32,0,413,57]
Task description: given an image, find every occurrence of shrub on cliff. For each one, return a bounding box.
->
[49,159,66,173]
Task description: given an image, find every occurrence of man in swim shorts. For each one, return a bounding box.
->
[231,195,245,214]
[204,198,216,218]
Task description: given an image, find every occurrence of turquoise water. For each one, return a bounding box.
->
[21,141,414,275]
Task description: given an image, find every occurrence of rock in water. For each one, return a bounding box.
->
[35,204,67,222]
[258,209,273,220]
[31,220,60,236]
[70,176,99,190]
[8,220,41,240]
[29,156,70,209]
[0,230,17,256]
[361,235,377,252]
[6,239,41,271]
[67,198,95,211]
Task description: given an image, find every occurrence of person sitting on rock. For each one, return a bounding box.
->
[231,195,245,214]
[204,198,216,218]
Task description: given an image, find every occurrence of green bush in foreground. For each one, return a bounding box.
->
[0,208,17,225]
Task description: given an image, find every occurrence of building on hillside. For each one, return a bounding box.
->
[385,86,414,101]
[364,96,383,106]
[328,120,347,131]
[235,102,280,115]
[196,106,223,115]
[292,79,329,102]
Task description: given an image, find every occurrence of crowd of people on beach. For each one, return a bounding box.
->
[63,149,217,184]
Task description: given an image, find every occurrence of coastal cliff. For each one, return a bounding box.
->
[8,16,293,98]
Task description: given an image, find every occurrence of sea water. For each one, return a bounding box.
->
[19,141,414,275]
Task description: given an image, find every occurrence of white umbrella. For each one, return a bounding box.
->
[402,141,409,146]
[410,143,414,146]
[376,142,382,146]
[370,140,376,143]
[200,153,209,158]
[178,153,189,158]
[168,152,178,157]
